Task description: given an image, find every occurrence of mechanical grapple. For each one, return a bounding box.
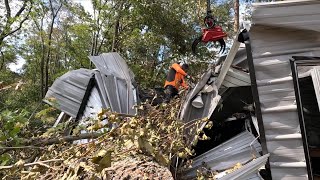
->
[192,2,227,54]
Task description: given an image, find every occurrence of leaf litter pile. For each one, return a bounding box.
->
[0,98,211,179]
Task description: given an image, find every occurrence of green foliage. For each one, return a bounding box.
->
[0,109,28,145]
[3,83,41,110]
[35,105,58,123]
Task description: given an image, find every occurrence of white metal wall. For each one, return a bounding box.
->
[251,1,320,179]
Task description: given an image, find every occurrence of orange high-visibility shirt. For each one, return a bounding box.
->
[164,63,188,90]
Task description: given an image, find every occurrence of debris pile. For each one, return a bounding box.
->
[0,98,209,179]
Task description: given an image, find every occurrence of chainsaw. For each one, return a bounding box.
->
[192,0,227,54]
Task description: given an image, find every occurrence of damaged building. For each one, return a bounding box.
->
[44,0,320,179]
[179,0,320,179]
[45,53,139,138]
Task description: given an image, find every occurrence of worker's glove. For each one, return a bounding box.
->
[186,75,191,79]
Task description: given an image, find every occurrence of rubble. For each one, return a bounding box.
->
[0,98,204,179]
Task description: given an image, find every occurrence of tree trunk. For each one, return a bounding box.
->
[0,50,4,71]
[44,1,62,95]
[111,18,120,52]
[233,0,239,33]
[40,51,45,97]
[111,2,124,52]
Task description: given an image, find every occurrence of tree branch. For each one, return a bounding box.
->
[28,132,103,146]
[14,0,28,18]
[0,146,43,150]
[0,159,63,170]
[4,0,11,19]
[4,11,31,38]
[2,0,33,39]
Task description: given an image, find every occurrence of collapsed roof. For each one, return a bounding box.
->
[44,52,138,121]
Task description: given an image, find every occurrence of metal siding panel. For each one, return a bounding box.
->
[267,140,306,162]
[271,169,308,180]
[116,77,128,114]
[250,42,310,178]
[252,0,320,32]
[223,69,250,87]
[250,1,320,178]
[102,75,121,112]
[262,112,300,135]
[94,71,110,108]
[127,84,136,114]
[246,173,263,180]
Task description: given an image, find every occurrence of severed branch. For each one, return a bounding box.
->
[0,146,43,150]
[1,132,104,150]
[29,132,103,146]
[0,159,63,170]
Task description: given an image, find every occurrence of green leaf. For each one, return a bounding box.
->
[0,154,11,166]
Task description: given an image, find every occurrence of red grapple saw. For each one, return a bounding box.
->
[192,1,227,54]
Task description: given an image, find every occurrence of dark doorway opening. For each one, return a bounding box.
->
[291,56,320,179]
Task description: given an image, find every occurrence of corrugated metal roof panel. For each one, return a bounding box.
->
[45,53,138,121]
[183,131,261,179]
[246,173,264,180]
[90,53,137,115]
[89,52,135,82]
[222,67,250,87]
[218,154,270,180]
[44,68,95,118]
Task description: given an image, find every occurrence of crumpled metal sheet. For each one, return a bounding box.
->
[89,52,135,83]
[182,131,262,179]
[45,53,138,120]
[179,70,221,124]
[90,53,137,115]
[180,35,250,123]
[222,67,250,88]
[218,154,270,180]
[44,68,95,118]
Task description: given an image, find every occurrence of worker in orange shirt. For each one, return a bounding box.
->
[164,62,190,102]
